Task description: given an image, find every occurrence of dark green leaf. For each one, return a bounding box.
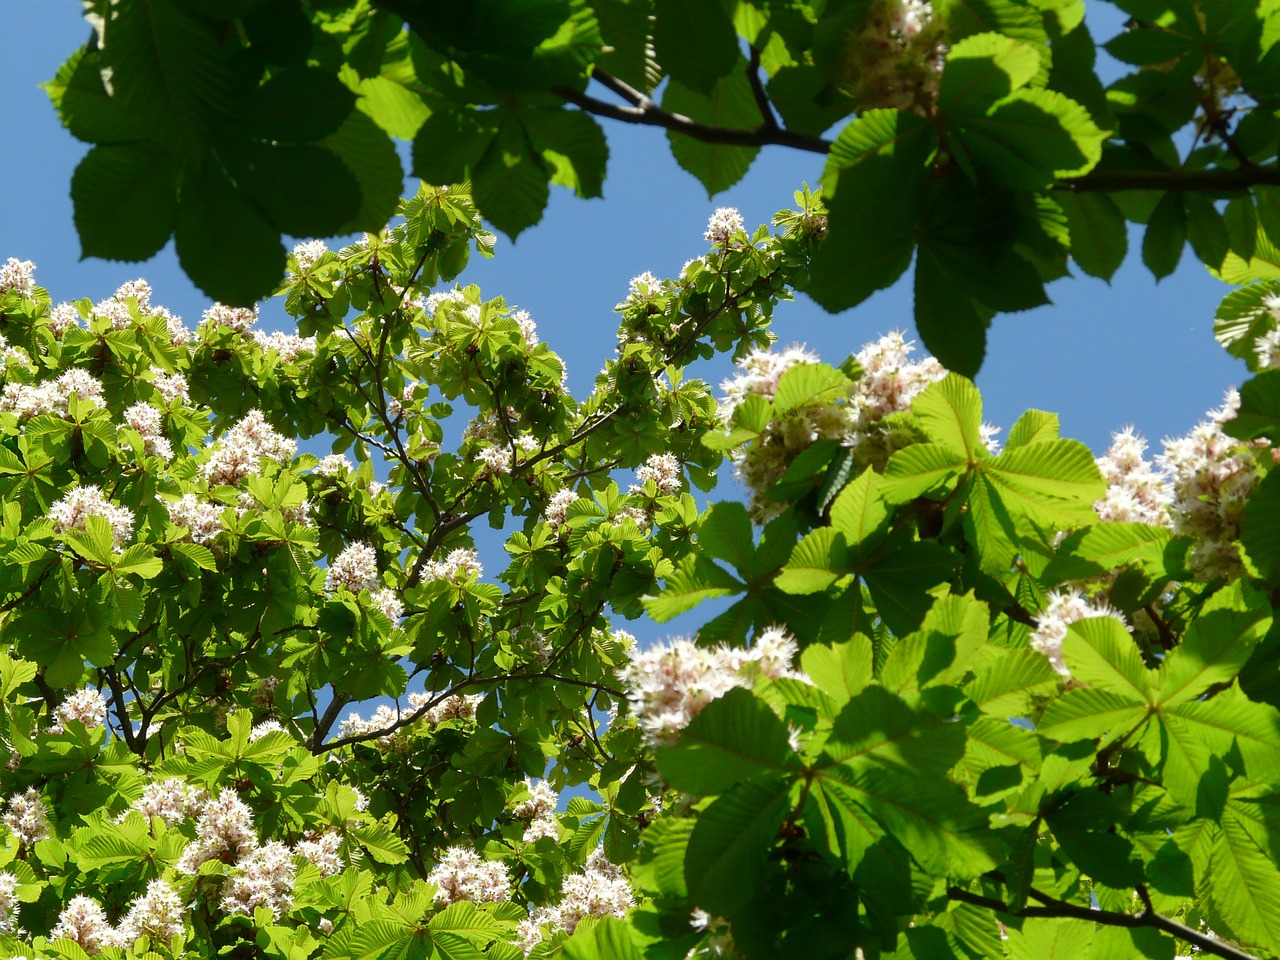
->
[230,143,362,238]
[239,67,356,143]
[1141,191,1188,281]
[174,156,286,306]
[684,776,792,915]
[1056,191,1127,280]
[325,110,406,234]
[656,688,797,794]
[663,64,763,196]
[653,0,738,94]
[72,144,180,262]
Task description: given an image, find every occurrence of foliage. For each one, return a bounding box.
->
[2,172,1280,960]
[45,0,1280,374]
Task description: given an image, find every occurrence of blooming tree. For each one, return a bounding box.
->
[47,0,1280,375]
[10,1,1280,959]
[2,175,1280,960]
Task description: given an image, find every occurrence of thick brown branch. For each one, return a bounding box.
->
[946,885,1257,960]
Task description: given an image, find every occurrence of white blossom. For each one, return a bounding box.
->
[167,493,225,545]
[123,402,175,460]
[631,453,682,496]
[177,788,257,873]
[315,453,354,477]
[49,485,134,549]
[202,303,260,333]
[704,208,745,245]
[326,543,380,594]
[48,687,108,734]
[427,847,512,904]
[1094,427,1173,526]
[4,787,50,846]
[291,240,329,273]
[150,367,190,404]
[221,840,295,919]
[0,872,20,933]
[0,258,35,295]
[253,329,317,361]
[544,488,581,526]
[295,832,344,877]
[513,778,558,820]
[202,409,297,486]
[48,302,81,338]
[421,547,482,583]
[517,849,634,953]
[1030,589,1130,679]
[122,779,206,826]
[115,878,185,946]
[50,896,113,955]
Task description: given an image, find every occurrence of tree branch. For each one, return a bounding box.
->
[946,884,1257,960]
[555,69,831,155]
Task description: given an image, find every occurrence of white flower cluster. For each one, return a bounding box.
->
[704,207,745,246]
[619,626,804,744]
[221,840,296,918]
[512,308,539,349]
[478,445,513,476]
[512,778,560,842]
[3,787,50,847]
[150,367,190,404]
[48,302,81,338]
[167,493,225,545]
[421,547,483,583]
[1251,294,1280,369]
[0,258,35,295]
[846,0,947,112]
[427,847,512,905]
[50,878,189,953]
[253,330,317,361]
[295,831,344,876]
[720,335,956,520]
[336,693,485,748]
[631,453,682,496]
[49,485,135,550]
[1157,391,1262,580]
[0,334,31,371]
[177,787,258,873]
[202,408,297,486]
[1029,589,1129,679]
[123,402,175,460]
[544,488,581,527]
[846,331,949,466]
[291,240,329,274]
[1093,427,1173,526]
[627,271,660,301]
[315,453,354,477]
[1,368,105,419]
[517,849,635,954]
[92,279,189,343]
[0,872,18,934]
[121,778,207,826]
[202,303,260,333]
[48,687,108,735]
[325,543,403,622]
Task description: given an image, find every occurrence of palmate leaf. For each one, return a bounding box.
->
[822,686,966,775]
[471,113,551,239]
[912,374,983,456]
[683,775,792,915]
[1242,467,1280,585]
[1042,521,1173,584]
[643,553,742,621]
[656,688,799,794]
[963,647,1059,716]
[801,635,874,706]
[1038,688,1149,743]
[774,527,848,595]
[663,62,763,196]
[808,110,935,312]
[1056,190,1128,281]
[1061,618,1154,703]
[1157,582,1271,706]
[653,0,738,94]
[980,438,1104,530]
[71,144,181,262]
[1207,814,1280,955]
[1226,371,1280,442]
[324,110,405,234]
[881,443,970,503]
[828,468,890,554]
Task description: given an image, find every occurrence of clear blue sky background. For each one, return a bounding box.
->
[1,4,1248,488]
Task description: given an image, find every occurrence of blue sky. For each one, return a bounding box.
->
[2,4,1246,462]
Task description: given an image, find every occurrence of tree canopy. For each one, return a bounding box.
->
[48,0,1280,373]
[7,2,1280,960]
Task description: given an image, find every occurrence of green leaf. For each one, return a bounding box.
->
[229,143,362,238]
[938,33,1042,112]
[982,439,1105,529]
[828,468,890,548]
[525,108,608,199]
[653,0,738,94]
[562,917,645,960]
[1211,222,1280,284]
[663,64,763,196]
[350,822,410,864]
[881,443,970,503]
[807,111,935,312]
[913,254,992,379]
[239,67,356,142]
[964,648,1059,716]
[1186,191,1231,270]
[1043,522,1173,583]
[801,636,874,706]
[912,374,983,456]
[174,155,286,306]
[1243,467,1280,583]
[1039,688,1150,743]
[71,144,180,262]
[697,502,755,574]
[1056,191,1127,281]
[1216,282,1280,366]
[324,110,405,234]
[1061,617,1152,703]
[1227,371,1280,444]
[1006,409,1060,449]
[471,114,549,238]
[114,546,162,580]
[1208,814,1280,954]
[823,686,966,774]
[950,87,1105,189]
[656,688,797,794]
[643,554,742,621]
[1158,582,1270,705]
[863,539,960,638]
[46,47,151,143]
[101,0,234,149]
[775,527,849,595]
[684,776,792,915]
[773,363,849,415]
[1004,918,1094,960]
[1141,192,1188,281]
